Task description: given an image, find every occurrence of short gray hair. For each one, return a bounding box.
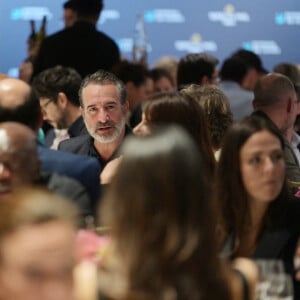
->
[79,69,127,107]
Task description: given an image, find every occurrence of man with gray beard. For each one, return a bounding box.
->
[58,70,130,168]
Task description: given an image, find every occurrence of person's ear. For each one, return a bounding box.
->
[287,98,292,113]
[122,100,129,114]
[126,81,135,93]
[200,76,209,86]
[252,99,256,109]
[57,92,68,108]
[37,110,44,129]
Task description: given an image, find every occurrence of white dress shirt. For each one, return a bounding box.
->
[290,131,300,166]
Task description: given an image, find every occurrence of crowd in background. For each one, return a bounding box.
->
[1,0,300,299]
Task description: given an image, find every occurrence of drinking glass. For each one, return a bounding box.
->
[254,259,285,300]
[265,273,293,300]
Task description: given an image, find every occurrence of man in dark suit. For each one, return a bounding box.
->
[32,66,87,149]
[0,121,91,220]
[33,0,120,79]
[58,70,130,169]
[0,77,101,212]
[252,73,300,181]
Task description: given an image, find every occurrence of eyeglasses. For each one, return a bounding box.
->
[40,99,53,112]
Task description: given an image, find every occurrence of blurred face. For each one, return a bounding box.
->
[64,8,77,28]
[144,78,154,98]
[0,131,38,199]
[133,113,152,136]
[210,68,219,85]
[153,76,174,93]
[81,83,127,144]
[284,93,299,132]
[127,79,153,111]
[240,130,285,206]
[0,221,76,300]
[39,98,67,129]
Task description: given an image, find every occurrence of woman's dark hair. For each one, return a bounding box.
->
[215,115,289,255]
[142,91,216,178]
[149,67,175,86]
[100,126,230,300]
[111,60,150,88]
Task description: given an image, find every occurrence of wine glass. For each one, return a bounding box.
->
[265,273,293,300]
[254,259,285,300]
[294,236,300,275]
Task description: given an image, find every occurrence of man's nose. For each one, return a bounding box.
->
[0,163,11,180]
[97,108,110,123]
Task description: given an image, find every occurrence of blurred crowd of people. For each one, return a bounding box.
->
[1,0,300,299]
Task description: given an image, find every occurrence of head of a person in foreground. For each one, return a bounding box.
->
[98,126,230,300]
[0,186,79,300]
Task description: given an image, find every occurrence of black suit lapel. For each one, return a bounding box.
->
[253,228,291,258]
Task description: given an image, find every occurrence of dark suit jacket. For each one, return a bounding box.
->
[252,199,300,299]
[251,110,300,181]
[39,172,91,218]
[38,145,101,212]
[224,198,300,299]
[45,116,87,148]
[33,21,120,78]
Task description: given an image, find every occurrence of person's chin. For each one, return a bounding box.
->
[0,189,12,200]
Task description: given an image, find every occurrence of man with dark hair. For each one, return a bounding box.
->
[32,65,87,148]
[219,57,254,121]
[58,69,130,169]
[112,61,153,112]
[0,78,101,211]
[33,0,120,78]
[63,0,78,28]
[177,53,219,90]
[231,48,268,91]
[111,61,153,127]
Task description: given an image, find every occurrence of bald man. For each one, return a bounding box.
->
[0,122,40,197]
[0,78,101,214]
[252,72,300,181]
[0,122,91,220]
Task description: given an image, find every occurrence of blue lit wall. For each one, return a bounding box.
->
[1,0,300,76]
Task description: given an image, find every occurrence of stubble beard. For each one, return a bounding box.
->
[85,116,126,144]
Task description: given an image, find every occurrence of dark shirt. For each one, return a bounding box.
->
[129,104,142,128]
[33,21,120,78]
[223,197,300,299]
[69,115,88,137]
[58,125,132,168]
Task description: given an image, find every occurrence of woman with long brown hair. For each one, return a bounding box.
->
[215,115,300,297]
[98,126,257,300]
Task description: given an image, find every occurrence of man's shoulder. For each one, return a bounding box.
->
[69,116,88,137]
[42,28,69,44]
[96,30,118,44]
[39,144,100,170]
[58,134,92,153]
